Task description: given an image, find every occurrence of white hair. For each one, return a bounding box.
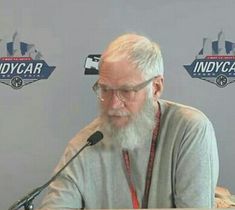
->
[99,33,164,79]
[101,92,156,151]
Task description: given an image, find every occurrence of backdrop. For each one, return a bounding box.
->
[1,1,235,209]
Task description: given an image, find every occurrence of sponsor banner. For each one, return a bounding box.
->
[184,31,235,87]
[84,54,100,75]
[0,32,55,89]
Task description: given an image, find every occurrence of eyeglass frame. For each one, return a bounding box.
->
[92,76,156,102]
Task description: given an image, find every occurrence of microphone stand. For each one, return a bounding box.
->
[8,142,91,210]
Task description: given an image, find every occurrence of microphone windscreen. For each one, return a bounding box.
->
[87,131,103,145]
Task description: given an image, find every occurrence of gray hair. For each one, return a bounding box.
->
[99,33,164,79]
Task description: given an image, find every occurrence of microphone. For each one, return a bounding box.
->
[87,130,103,145]
[8,131,103,210]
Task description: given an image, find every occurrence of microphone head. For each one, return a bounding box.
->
[87,131,103,146]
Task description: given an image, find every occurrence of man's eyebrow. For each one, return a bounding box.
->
[98,82,136,89]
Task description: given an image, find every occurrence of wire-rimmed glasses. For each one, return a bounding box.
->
[92,77,155,102]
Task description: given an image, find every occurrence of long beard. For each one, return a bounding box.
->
[101,98,157,150]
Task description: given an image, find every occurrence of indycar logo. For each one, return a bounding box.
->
[0,32,55,89]
[184,30,235,87]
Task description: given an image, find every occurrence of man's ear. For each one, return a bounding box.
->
[152,76,164,99]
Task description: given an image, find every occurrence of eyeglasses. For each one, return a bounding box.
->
[92,77,155,102]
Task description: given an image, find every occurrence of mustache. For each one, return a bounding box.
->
[107,109,130,117]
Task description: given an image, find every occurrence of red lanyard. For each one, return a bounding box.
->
[122,150,140,208]
[122,102,161,209]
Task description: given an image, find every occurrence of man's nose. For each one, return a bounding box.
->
[109,91,124,109]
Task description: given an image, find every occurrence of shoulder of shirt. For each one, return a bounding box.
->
[159,99,211,125]
[67,117,103,151]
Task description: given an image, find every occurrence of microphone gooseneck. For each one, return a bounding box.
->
[8,131,103,210]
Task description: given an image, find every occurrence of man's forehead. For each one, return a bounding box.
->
[99,70,144,87]
[99,59,144,83]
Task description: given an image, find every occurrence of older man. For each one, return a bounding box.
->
[40,34,219,209]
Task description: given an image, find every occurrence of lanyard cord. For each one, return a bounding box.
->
[122,102,161,209]
[122,150,140,208]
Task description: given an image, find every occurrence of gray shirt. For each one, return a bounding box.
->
[40,100,219,209]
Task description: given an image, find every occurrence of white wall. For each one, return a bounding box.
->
[1,1,235,209]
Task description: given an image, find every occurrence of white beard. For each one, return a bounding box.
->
[100,97,157,151]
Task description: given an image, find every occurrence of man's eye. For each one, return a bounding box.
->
[121,89,130,93]
[101,87,110,92]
